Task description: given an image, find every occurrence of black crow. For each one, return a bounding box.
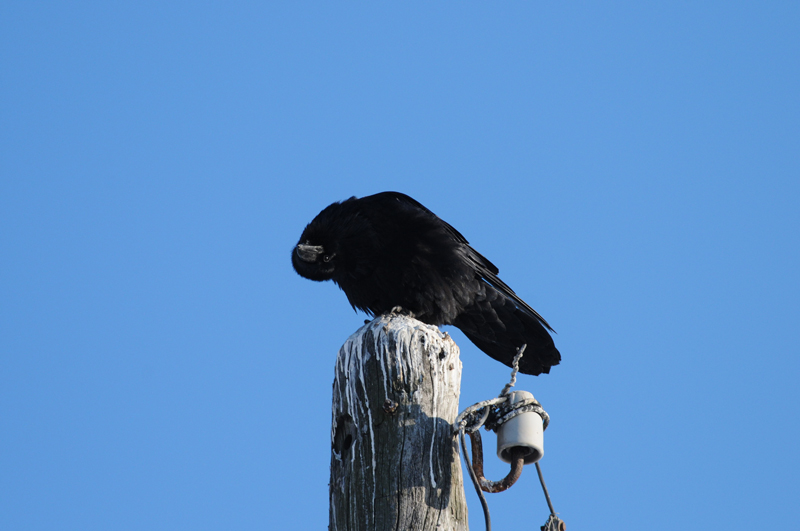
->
[291,192,560,375]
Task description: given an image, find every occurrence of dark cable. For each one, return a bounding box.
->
[459,430,491,531]
[535,461,556,517]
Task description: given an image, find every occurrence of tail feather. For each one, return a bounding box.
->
[454,285,561,375]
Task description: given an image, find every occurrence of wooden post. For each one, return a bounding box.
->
[330,314,468,531]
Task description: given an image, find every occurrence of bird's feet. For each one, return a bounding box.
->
[386,306,416,319]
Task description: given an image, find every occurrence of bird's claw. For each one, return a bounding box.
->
[387,306,415,319]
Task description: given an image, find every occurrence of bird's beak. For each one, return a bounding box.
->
[296,244,325,262]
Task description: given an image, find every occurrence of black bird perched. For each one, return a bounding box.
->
[291,192,560,375]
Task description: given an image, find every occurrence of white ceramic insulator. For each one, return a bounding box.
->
[496,390,544,464]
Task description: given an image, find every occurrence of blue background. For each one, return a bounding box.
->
[2,2,798,529]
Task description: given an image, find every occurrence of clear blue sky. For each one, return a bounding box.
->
[2,3,798,530]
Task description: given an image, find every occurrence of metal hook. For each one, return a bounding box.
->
[467,430,525,493]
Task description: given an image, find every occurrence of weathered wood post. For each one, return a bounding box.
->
[330,314,468,531]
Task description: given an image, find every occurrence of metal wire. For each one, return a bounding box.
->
[499,344,527,396]
[459,429,492,531]
[535,461,556,516]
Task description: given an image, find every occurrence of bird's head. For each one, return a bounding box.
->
[292,200,352,281]
[292,197,378,283]
[292,235,338,281]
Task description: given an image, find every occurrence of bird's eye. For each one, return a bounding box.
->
[322,254,332,262]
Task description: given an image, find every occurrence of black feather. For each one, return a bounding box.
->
[291,191,560,375]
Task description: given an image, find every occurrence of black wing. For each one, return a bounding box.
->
[379,191,555,332]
